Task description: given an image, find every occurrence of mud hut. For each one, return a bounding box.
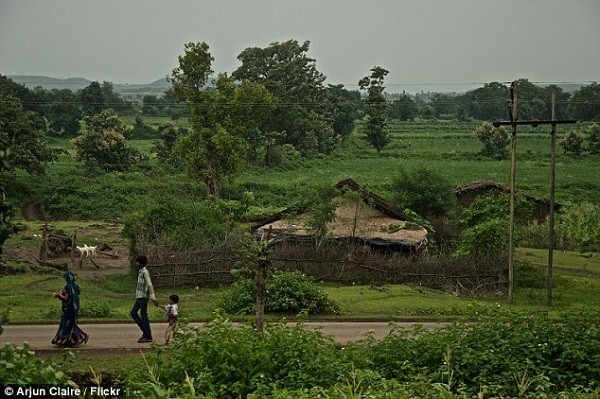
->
[453,180,562,222]
[253,179,428,253]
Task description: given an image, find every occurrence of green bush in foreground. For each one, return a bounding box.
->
[123,313,600,398]
[218,271,340,315]
[0,343,75,386]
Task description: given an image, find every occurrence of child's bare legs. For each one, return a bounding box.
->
[165,322,176,343]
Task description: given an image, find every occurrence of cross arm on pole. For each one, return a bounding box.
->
[493,119,577,128]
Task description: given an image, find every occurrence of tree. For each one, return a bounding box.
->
[388,93,417,121]
[567,82,600,121]
[560,130,586,157]
[0,95,57,174]
[359,66,390,153]
[476,122,510,159]
[232,40,339,157]
[129,115,156,139]
[586,123,600,155]
[153,124,188,168]
[45,89,82,137]
[512,78,547,120]
[322,84,361,141]
[456,81,508,121]
[71,109,143,172]
[170,42,274,197]
[430,93,457,118]
[392,168,457,219]
[79,81,105,116]
[0,148,20,258]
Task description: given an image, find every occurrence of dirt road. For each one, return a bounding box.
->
[0,321,444,352]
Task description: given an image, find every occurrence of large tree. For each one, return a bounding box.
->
[71,109,142,172]
[568,82,600,121]
[359,66,390,153]
[79,81,106,116]
[232,40,340,157]
[170,42,274,196]
[388,93,417,121]
[455,82,508,121]
[45,89,82,137]
[0,95,56,174]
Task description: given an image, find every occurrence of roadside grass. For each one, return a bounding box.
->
[39,350,147,376]
[1,248,598,323]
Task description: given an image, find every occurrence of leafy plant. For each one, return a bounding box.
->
[391,168,457,219]
[0,343,76,386]
[219,271,339,316]
[475,122,510,159]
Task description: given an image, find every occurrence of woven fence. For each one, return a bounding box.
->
[136,238,506,293]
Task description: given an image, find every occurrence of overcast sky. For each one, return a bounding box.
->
[1,0,599,93]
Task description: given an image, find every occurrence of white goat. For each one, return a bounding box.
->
[76,244,97,258]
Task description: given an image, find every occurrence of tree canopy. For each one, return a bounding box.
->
[170,42,274,196]
[359,66,390,153]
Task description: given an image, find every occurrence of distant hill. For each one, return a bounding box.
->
[8,75,92,91]
[6,75,174,98]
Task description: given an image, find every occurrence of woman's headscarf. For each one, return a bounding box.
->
[64,270,80,312]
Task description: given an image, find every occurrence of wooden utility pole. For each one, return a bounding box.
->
[547,91,557,304]
[493,82,576,306]
[508,83,518,305]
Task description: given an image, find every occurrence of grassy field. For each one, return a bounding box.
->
[4,118,598,320]
[1,247,598,323]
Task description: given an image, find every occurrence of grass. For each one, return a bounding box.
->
[1,248,598,323]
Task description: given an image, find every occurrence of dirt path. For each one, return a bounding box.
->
[0,321,445,352]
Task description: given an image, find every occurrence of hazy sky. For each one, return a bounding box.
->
[1,0,599,93]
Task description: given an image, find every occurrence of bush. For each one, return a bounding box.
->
[522,203,600,252]
[129,318,350,398]
[476,122,510,159]
[219,271,339,316]
[122,200,234,247]
[391,168,457,219]
[366,313,600,398]
[0,343,75,385]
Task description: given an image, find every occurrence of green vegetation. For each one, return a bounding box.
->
[3,45,600,398]
[219,271,339,316]
[32,315,600,398]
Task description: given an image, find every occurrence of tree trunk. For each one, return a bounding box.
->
[254,259,268,334]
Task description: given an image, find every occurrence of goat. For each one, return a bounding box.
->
[76,244,97,258]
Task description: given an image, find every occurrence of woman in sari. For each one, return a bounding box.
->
[51,270,89,347]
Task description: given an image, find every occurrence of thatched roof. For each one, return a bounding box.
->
[453,180,562,210]
[253,179,428,251]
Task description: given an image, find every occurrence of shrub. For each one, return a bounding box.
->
[561,130,586,157]
[219,271,339,316]
[122,200,234,248]
[476,122,510,159]
[391,168,457,219]
[367,313,600,397]
[0,343,75,385]
[130,318,350,398]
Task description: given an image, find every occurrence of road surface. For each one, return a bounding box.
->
[0,321,444,352]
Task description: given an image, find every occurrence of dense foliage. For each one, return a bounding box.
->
[120,313,600,398]
[390,168,457,219]
[0,343,76,386]
[219,271,339,316]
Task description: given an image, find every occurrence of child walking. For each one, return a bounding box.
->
[162,294,179,343]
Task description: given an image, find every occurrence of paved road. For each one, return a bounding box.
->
[0,321,444,352]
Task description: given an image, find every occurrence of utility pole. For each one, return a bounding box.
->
[548,90,557,304]
[508,82,518,305]
[493,82,575,305]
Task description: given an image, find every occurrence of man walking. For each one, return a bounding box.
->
[131,255,158,343]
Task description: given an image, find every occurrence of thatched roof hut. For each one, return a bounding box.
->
[453,180,562,222]
[253,179,428,253]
